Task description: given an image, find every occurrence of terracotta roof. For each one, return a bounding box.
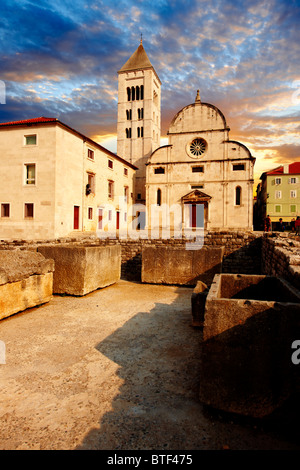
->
[0,117,57,126]
[118,43,154,73]
[266,162,300,175]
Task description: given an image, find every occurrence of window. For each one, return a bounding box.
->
[138,108,144,119]
[126,128,131,138]
[290,177,297,184]
[24,203,34,218]
[275,178,281,185]
[233,164,245,171]
[140,126,143,137]
[192,166,204,173]
[124,167,128,176]
[189,138,206,157]
[290,205,297,213]
[124,186,129,202]
[235,186,241,206]
[275,191,282,199]
[108,159,113,169]
[191,185,204,189]
[154,167,165,174]
[88,207,93,220]
[108,180,114,199]
[157,189,161,206]
[25,164,36,185]
[88,149,94,160]
[1,203,10,218]
[290,190,297,198]
[275,205,281,213]
[137,127,140,138]
[137,193,141,200]
[126,109,132,120]
[87,173,95,194]
[25,134,36,145]
[131,86,135,101]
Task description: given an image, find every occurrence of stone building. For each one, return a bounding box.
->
[146,90,255,233]
[0,117,136,240]
[117,38,161,206]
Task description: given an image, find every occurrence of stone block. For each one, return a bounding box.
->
[200,273,300,418]
[38,244,121,296]
[141,245,224,286]
[0,250,54,320]
[191,281,208,327]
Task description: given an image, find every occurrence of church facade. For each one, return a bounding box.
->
[117,42,255,233]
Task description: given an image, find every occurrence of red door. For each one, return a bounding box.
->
[116,211,120,230]
[74,206,80,230]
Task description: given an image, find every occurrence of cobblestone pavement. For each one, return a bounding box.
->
[0,280,299,451]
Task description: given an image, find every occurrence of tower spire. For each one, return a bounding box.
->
[140,33,143,44]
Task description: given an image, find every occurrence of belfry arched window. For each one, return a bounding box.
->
[127,87,131,101]
[157,189,161,206]
[136,86,140,100]
[131,86,135,101]
[140,85,144,100]
[235,186,241,206]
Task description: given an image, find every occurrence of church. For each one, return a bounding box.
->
[117,40,255,233]
[0,40,255,240]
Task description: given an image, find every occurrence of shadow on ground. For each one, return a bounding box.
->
[76,283,300,451]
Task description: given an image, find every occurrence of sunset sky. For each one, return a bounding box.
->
[1,0,299,187]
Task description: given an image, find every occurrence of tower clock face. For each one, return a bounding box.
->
[188,138,207,158]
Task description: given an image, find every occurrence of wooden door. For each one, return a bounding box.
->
[74,206,80,230]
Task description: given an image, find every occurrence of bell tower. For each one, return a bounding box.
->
[117,38,161,204]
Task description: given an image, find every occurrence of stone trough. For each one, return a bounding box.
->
[38,244,121,296]
[0,250,54,320]
[199,273,300,418]
[141,245,224,286]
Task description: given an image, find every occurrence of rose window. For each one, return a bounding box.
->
[189,138,206,156]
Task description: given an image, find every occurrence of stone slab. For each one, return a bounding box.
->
[141,245,224,286]
[200,273,300,418]
[0,272,53,320]
[0,250,54,320]
[38,244,121,296]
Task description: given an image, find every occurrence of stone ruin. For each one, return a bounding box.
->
[198,273,300,418]
[0,250,54,321]
[37,244,121,296]
[0,244,121,319]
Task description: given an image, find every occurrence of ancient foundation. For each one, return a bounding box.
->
[37,244,121,296]
[199,273,300,418]
[141,245,224,286]
[0,250,54,320]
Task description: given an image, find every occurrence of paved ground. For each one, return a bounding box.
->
[0,280,299,451]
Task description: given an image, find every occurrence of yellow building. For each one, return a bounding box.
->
[0,117,136,240]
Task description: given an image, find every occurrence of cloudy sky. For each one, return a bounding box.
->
[1,0,299,185]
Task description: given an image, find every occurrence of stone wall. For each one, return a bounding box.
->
[261,234,300,290]
[0,230,263,282]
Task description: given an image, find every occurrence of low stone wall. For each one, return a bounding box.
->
[0,231,263,282]
[261,235,300,290]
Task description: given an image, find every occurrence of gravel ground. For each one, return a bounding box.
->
[0,280,299,451]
